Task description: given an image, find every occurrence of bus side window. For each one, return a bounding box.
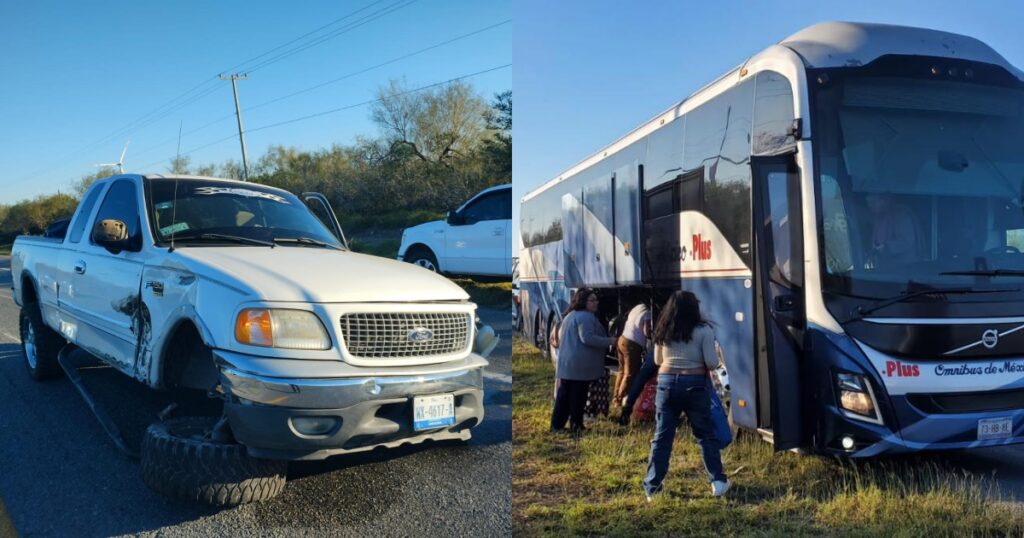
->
[678,168,703,211]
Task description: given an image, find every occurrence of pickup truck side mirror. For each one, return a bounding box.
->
[446,210,463,226]
[92,219,133,253]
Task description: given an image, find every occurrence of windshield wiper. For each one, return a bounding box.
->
[940,269,1024,277]
[843,286,1020,324]
[169,233,275,249]
[272,236,343,250]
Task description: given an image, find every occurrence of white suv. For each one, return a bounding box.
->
[398,184,512,277]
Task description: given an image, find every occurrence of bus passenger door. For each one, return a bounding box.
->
[751,154,805,451]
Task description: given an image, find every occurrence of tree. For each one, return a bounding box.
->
[168,155,191,175]
[72,166,119,197]
[5,82,511,239]
[481,91,512,182]
[371,80,489,167]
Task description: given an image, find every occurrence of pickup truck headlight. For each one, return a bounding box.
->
[835,372,882,424]
[235,309,331,350]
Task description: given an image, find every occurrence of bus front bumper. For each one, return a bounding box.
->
[822,399,1024,458]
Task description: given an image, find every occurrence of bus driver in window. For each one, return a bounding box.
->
[865,193,922,268]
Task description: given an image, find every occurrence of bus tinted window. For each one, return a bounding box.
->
[753,71,796,154]
[645,117,685,188]
[681,79,754,264]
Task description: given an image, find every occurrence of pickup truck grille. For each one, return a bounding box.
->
[340,312,471,359]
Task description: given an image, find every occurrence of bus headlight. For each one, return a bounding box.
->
[836,372,882,424]
[235,309,331,350]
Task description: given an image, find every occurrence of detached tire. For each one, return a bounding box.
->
[19,301,64,381]
[141,417,287,507]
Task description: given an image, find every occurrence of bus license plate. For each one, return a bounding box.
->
[978,417,1013,440]
[413,394,456,431]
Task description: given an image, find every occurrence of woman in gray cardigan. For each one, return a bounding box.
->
[551,288,617,433]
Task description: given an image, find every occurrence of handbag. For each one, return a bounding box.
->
[706,376,733,448]
[631,377,658,422]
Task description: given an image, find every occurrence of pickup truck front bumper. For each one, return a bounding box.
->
[213,350,486,461]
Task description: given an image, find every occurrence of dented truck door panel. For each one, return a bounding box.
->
[67,179,146,374]
[137,264,203,384]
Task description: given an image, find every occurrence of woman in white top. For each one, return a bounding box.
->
[642,290,729,500]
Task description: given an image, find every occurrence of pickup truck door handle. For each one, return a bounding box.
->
[74,260,86,275]
[493,227,504,236]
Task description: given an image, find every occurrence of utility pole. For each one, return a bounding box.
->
[219,73,250,181]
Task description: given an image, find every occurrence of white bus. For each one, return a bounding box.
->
[519,22,1024,456]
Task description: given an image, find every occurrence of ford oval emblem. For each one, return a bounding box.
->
[408,327,434,342]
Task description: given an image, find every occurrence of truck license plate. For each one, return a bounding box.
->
[978,417,1013,440]
[413,394,456,431]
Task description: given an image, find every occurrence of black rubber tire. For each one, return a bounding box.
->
[141,416,287,507]
[19,301,64,381]
[406,247,439,273]
[534,312,549,361]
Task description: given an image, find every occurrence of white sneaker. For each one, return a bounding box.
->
[711,480,731,497]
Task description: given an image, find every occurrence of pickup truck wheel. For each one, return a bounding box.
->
[141,417,287,507]
[406,248,439,273]
[19,302,63,381]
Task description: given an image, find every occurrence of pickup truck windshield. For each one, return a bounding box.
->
[146,179,342,248]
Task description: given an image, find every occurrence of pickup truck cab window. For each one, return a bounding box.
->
[68,183,106,244]
[90,179,141,250]
[146,179,342,249]
[460,188,511,225]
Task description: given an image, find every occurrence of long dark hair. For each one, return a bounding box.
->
[564,288,595,316]
[652,290,705,345]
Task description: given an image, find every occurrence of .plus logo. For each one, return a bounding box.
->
[884,360,920,378]
[692,234,712,261]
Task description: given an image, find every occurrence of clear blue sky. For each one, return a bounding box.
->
[0,0,511,204]
[512,0,1024,249]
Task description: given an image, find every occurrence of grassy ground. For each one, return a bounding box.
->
[341,209,444,233]
[348,235,401,258]
[513,337,1024,536]
[453,278,511,309]
[344,209,444,259]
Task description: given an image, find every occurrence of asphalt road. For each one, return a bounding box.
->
[0,255,511,537]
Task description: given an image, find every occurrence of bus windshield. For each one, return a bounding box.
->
[814,72,1024,300]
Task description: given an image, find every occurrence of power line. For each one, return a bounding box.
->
[247,18,510,112]
[136,63,511,172]
[245,0,420,74]
[22,0,417,185]
[219,0,389,74]
[91,0,400,151]
[128,18,511,163]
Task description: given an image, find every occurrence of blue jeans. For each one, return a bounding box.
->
[643,374,727,495]
[624,351,657,407]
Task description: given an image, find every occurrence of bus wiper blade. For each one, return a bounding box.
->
[940,269,1024,277]
[272,236,343,250]
[843,286,1020,324]
[171,233,275,247]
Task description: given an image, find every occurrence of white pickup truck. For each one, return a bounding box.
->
[10,174,492,506]
[397,183,512,277]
